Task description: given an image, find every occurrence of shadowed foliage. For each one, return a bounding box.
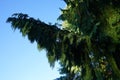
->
[7,0,120,80]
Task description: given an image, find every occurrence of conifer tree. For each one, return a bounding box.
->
[7,0,120,80]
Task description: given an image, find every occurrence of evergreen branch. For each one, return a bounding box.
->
[6,13,81,67]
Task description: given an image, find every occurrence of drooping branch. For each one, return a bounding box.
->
[6,13,86,67]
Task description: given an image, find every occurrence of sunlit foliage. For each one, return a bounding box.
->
[7,0,120,80]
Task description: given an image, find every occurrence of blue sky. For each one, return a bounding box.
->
[0,0,65,80]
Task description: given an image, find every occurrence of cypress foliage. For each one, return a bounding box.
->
[7,0,120,80]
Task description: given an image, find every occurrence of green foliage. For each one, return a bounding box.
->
[7,0,120,80]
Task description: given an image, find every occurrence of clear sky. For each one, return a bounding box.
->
[0,0,65,80]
